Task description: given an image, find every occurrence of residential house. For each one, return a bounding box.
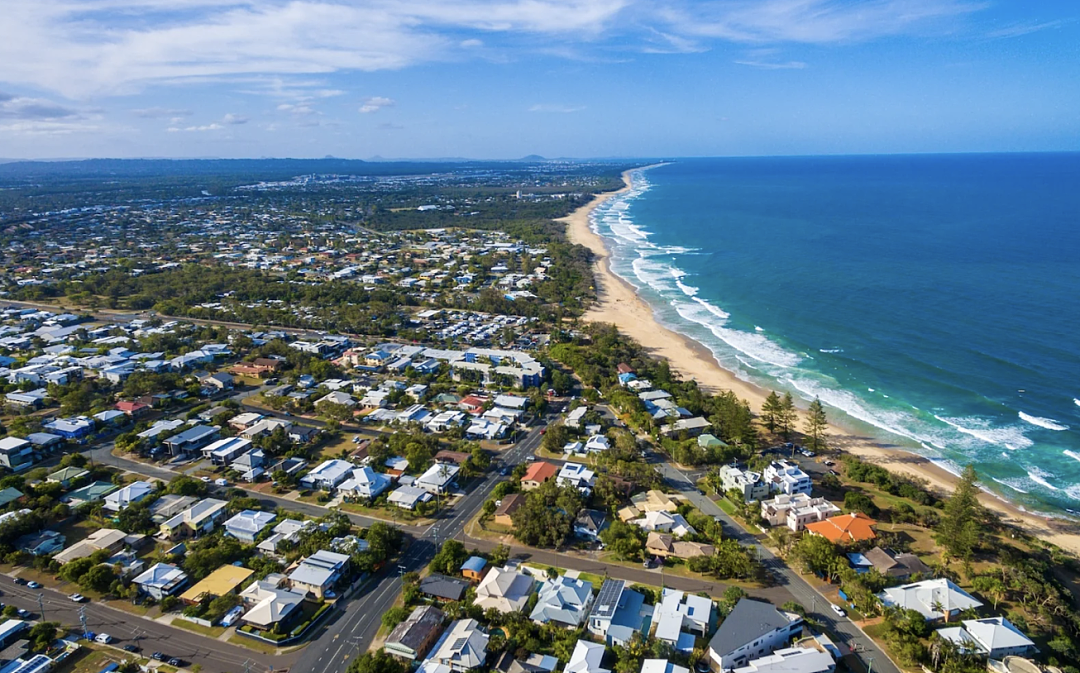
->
[493,493,525,527]
[133,562,188,600]
[239,577,306,632]
[763,461,812,496]
[232,449,267,482]
[386,605,446,660]
[163,424,219,456]
[202,436,252,465]
[520,462,559,490]
[179,565,254,604]
[633,511,697,538]
[461,557,488,583]
[288,549,350,599]
[760,494,840,532]
[47,466,89,489]
[224,510,276,543]
[588,580,651,646]
[16,531,65,556]
[52,528,129,565]
[43,416,94,441]
[641,661,689,673]
[707,599,803,672]
[652,589,713,652]
[103,480,155,512]
[530,576,594,627]
[420,574,471,602]
[805,513,877,544]
[585,435,610,453]
[0,437,35,471]
[857,547,931,580]
[718,465,769,502]
[877,578,983,621]
[159,498,228,540]
[565,641,609,673]
[416,462,460,495]
[388,485,434,510]
[337,466,391,501]
[574,509,608,540]
[557,463,596,495]
[300,459,354,491]
[475,567,535,613]
[935,617,1036,659]
[428,618,488,672]
[646,533,715,560]
[494,653,559,673]
[732,646,836,673]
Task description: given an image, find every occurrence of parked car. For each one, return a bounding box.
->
[13,578,27,586]
[95,634,114,644]
[168,659,185,667]
[151,653,165,661]
[69,593,86,602]
[830,604,846,618]
[123,645,141,653]
[215,478,228,487]
[15,609,31,619]
[26,581,41,589]
[823,460,835,466]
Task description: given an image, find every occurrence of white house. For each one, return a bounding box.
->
[935,617,1036,659]
[530,576,594,627]
[429,619,488,672]
[719,465,769,502]
[133,562,188,600]
[708,599,803,671]
[732,647,836,673]
[557,463,596,495]
[763,461,812,496]
[652,589,712,652]
[416,463,460,495]
[760,494,841,532]
[566,641,609,673]
[633,511,697,538]
[338,467,392,501]
[104,481,155,512]
[388,485,434,510]
[475,567,535,613]
[300,459,354,491]
[877,578,983,621]
[224,510,276,543]
[585,435,610,453]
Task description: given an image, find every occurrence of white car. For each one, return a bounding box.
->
[830,604,846,618]
[95,633,114,644]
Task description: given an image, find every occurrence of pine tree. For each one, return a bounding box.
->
[937,465,982,560]
[779,392,796,439]
[805,397,828,451]
[761,391,781,433]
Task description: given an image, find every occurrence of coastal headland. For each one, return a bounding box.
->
[559,166,1080,557]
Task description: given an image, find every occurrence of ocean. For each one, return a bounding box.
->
[591,154,1080,516]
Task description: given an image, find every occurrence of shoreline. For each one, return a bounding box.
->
[558,166,1080,557]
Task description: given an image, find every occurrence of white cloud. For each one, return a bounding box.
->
[167,122,224,132]
[528,103,585,113]
[734,59,807,69]
[0,93,80,120]
[131,107,192,118]
[659,0,985,44]
[359,96,395,113]
[222,112,248,124]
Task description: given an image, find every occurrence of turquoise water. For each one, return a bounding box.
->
[592,155,1080,516]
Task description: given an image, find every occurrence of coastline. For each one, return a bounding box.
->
[559,167,1080,557]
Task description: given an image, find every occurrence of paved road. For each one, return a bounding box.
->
[655,463,899,673]
[287,422,549,673]
[0,575,283,673]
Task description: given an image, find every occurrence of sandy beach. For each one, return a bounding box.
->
[559,167,1080,557]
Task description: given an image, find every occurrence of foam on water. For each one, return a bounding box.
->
[934,415,1034,450]
[1019,411,1070,431]
[1074,398,1080,407]
[669,299,802,368]
[993,477,1029,494]
[1026,466,1060,491]
[1064,449,1080,464]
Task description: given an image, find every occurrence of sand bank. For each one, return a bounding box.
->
[558,168,1080,557]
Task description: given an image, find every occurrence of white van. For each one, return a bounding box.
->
[94,633,113,644]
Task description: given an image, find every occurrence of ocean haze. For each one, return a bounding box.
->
[592,154,1080,515]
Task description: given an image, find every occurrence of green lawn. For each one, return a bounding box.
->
[172,619,226,638]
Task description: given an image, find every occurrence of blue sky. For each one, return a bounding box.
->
[0,0,1077,159]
